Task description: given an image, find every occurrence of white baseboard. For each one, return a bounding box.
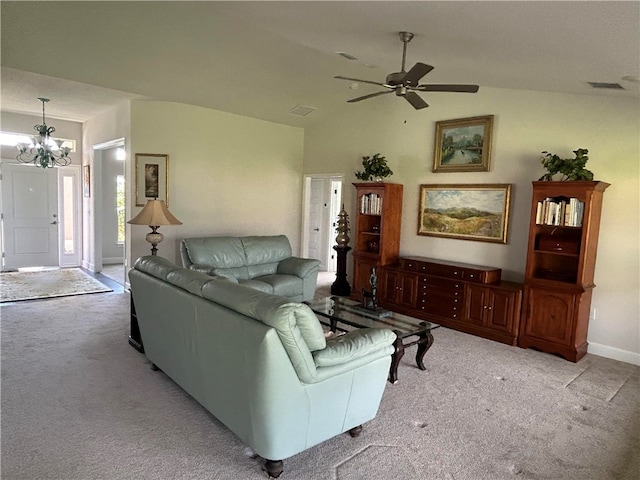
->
[588,342,640,366]
[82,260,96,272]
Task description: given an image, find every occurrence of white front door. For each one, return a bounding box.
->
[1,163,59,270]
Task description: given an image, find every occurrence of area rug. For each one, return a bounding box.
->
[0,268,112,303]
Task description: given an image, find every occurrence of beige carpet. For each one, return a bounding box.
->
[0,268,112,303]
[1,291,638,480]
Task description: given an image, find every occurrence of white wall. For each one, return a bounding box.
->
[303,86,640,364]
[128,101,305,265]
[82,102,131,272]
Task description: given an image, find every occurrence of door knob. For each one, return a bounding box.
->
[313,228,320,231]
[50,221,58,225]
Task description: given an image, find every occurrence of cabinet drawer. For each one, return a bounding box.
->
[463,268,501,284]
[415,262,462,278]
[401,257,501,284]
[419,276,464,291]
[400,258,420,271]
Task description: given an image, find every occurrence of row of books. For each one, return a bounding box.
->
[360,193,382,215]
[535,197,584,227]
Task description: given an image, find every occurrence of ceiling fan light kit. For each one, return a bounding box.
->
[335,31,479,109]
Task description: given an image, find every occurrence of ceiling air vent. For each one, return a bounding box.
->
[587,82,625,90]
[336,52,358,61]
[289,105,316,117]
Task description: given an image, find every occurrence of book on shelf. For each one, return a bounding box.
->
[536,197,584,227]
[360,193,382,215]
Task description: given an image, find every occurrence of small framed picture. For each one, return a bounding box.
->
[418,183,511,244]
[433,115,494,173]
[83,165,90,197]
[135,153,169,206]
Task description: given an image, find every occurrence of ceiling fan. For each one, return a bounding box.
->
[335,31,479,110]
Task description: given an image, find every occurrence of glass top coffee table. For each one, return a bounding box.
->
[306,296,440,384]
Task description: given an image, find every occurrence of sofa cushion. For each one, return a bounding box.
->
[247,262,279,279]
[241,235,292,265]
[212,266,250,281]
[255,274,303,299]
[239,279,274,294]
[183,237,246,268]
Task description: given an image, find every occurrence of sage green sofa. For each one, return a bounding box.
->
[128,256,396,478]
[180,235,320,302]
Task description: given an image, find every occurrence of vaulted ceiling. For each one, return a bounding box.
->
[2,1,638,127]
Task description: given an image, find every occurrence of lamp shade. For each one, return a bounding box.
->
[127,200,182,226]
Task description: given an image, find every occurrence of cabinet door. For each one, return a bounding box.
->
[465,284,521,334]
[352,256,378,302]
[465,285,487,326]
[485,289,517,334]
[380,269,400,305]
[397,272,418,307]
[523,287,576,345]
[380,269,417,307]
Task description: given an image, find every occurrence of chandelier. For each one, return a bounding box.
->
[16,98,72,169]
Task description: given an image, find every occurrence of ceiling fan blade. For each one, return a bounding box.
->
[334,75,387,88]
[347,90,393,103]
[416,84,480,93]
[403,63,434,86]
[404,91,429,109]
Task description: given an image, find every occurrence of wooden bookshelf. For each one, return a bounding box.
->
[519,181,609,362]
[351,182,403,302]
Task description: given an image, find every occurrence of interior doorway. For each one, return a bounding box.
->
[90,138,126,284]
[301,174,343,272]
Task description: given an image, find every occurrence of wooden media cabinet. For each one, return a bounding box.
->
[378,256,523,346]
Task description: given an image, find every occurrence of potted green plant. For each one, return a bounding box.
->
[539,148,594,181]
[355,153,393,182]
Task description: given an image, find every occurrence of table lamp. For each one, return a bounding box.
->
[127,199,182,255]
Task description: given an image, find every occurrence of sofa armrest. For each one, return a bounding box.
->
[277,257,320,279]
[313,328,396,367]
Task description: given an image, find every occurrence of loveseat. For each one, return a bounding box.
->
[180,235,320,302]
[128,256,396,478]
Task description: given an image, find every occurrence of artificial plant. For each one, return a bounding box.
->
[539,148,594,181]
[355,153,393,181]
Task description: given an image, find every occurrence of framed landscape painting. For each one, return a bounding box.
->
[433,115,494,172]
[418,183,511,243]
[135,153,169,206]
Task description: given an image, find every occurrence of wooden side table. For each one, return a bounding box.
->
[128,291,144,353]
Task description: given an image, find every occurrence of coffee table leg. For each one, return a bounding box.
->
[389,330,404,384]
[415,323,435,371]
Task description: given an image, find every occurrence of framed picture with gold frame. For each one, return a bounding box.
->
[135,153,169,206]
[433,115,494,172]
[418,183,511,244]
